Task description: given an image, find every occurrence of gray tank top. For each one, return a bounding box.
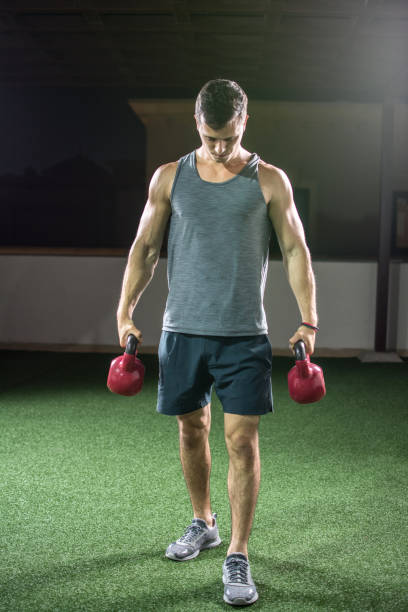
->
[162,150,272,336]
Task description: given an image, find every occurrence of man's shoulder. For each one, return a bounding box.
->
[257,159,292,205]
[156,160,179,178]
[258,159,288,183]
[151,161,179,200]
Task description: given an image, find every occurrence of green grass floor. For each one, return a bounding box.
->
[0,350,407,612]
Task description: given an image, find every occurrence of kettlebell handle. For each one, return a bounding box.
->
[294,339,307,361]
[125,333,139,355]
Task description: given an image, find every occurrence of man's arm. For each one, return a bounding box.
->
[116,163,174,347]
[267,167,318,355]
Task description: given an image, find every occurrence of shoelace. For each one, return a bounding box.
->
[225,558,249,584]
[179,523,204,544]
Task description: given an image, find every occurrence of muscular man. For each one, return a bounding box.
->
[117,79,318,606]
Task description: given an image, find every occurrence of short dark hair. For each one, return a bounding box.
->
[195,79,248,130]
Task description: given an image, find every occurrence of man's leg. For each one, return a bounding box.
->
[166,403,222,561]
[224,413,261,557]
[177,402,213,527]
[221,413,261,606]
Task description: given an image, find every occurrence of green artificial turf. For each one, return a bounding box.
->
[0,350,407,611]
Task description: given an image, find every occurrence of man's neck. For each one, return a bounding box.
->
[196,147,251,168]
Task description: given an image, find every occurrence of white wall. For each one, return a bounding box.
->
[1,256,407,353]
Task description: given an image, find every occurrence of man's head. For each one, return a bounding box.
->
[195,79,248,129]
[194,79,249,162]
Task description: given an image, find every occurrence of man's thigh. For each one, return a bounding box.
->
[224,413,260,440]
[176,402,211,430]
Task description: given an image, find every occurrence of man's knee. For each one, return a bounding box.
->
[177,403,211,449]
[226,431,259,458]
[224,414,260,460]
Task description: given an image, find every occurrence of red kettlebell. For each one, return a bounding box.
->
[288,340,326,404]
[107,334,145,396]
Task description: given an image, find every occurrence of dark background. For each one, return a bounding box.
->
[2,87,146,250]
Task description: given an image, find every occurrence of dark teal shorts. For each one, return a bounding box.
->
[157,331,273,416]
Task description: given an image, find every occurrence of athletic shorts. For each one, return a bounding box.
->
[156,331,273,416]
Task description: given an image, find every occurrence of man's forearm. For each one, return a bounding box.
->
[283,246,318,326]
[117,241,158,321]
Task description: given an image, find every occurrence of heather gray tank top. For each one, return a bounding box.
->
[162,150,272,336]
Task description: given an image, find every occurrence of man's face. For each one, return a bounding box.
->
[195,114,248,163]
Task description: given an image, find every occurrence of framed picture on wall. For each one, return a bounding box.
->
[391,191,408,257]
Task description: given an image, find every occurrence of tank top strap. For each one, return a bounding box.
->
[181,150,259,178]
[241,152,260,178]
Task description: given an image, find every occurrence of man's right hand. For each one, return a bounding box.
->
[117,318,143,349]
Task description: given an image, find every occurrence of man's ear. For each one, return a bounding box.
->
[243,114,249,130]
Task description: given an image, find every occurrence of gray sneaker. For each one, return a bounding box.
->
[222,553,259,606]
[165,513,222,561]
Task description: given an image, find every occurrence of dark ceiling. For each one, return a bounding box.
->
[1,1,408,101]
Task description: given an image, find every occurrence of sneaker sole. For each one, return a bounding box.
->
[165,536,222,561]
[223,591,259,606]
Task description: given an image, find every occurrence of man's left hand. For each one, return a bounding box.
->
[289,326,316,356]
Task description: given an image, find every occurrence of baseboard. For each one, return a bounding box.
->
[0,343,156,355]
[2,343,406,358]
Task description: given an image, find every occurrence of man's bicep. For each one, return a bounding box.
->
[134,165,173,258]
[268,171,306,257]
